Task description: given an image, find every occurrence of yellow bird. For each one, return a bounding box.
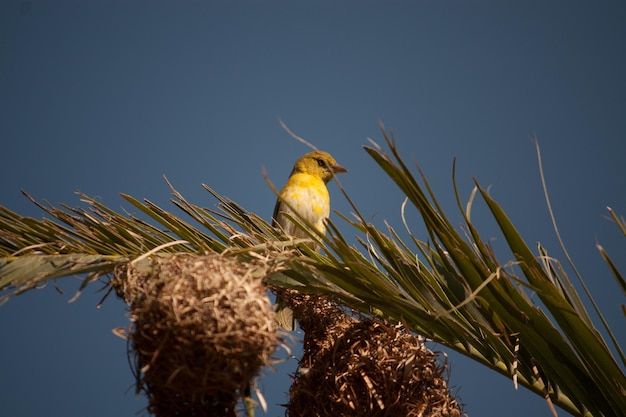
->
[272,150,347,330]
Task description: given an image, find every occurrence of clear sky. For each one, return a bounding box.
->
[1,1,625,416]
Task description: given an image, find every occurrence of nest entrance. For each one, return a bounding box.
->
[113,253,278,417]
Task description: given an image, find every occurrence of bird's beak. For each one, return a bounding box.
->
[331,164,347,174]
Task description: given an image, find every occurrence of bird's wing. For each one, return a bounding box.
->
[271,198,281,228]
[272,199,303,237]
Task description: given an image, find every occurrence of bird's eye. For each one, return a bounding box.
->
[316,159,326,167]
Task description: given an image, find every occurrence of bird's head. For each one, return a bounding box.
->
[292,150,347,183]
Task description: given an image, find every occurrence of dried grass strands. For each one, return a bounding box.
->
[283,291,462,417]
[113,253,278,417]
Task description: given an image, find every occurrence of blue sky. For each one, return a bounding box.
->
[1,1,625,416]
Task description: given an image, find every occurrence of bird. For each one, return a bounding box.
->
[272,150,347,330]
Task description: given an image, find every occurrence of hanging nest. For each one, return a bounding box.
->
[282,291,464,417]
[112,253,279,417]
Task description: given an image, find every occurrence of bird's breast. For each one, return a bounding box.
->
[278,173,330,234]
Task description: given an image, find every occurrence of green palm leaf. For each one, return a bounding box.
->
[1,128,623,416]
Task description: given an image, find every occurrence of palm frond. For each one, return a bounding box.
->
[1,129,624,416]
[266,129,625,416]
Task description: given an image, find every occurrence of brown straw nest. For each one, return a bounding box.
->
[281,291,464,417]
[112,253,279,417]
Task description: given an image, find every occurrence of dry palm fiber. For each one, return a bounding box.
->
[284,292,463,417]
[113,253,278,417]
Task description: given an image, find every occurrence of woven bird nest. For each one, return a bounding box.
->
[281,291,464,417]
[113,253,278,417]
